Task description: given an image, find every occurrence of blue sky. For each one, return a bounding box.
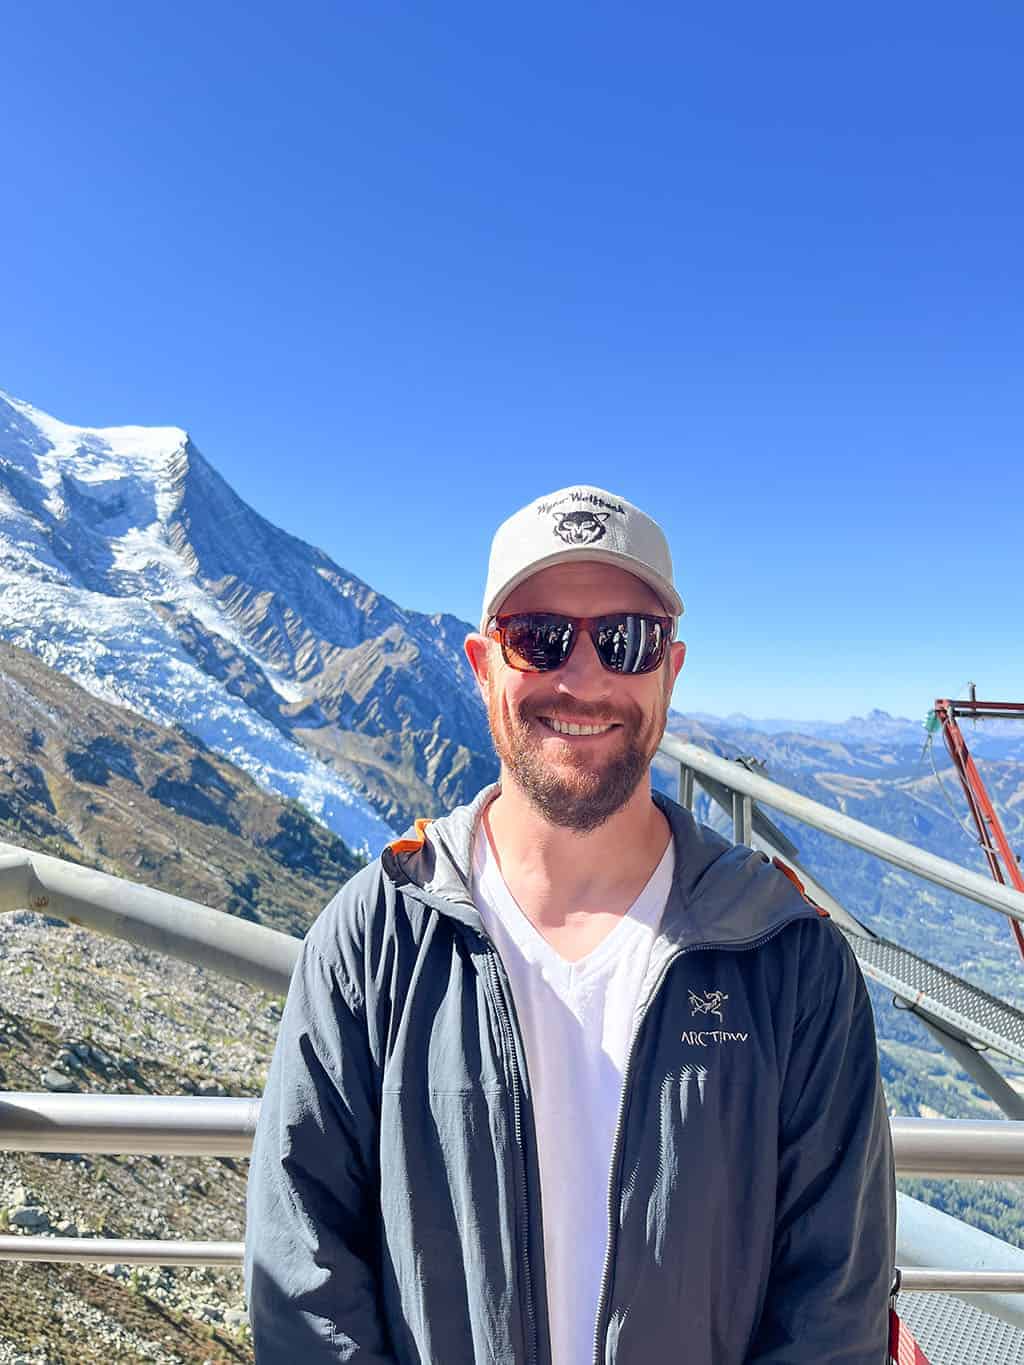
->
[3,3,1022,722]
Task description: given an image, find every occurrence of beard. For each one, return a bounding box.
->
[487,683,668,834]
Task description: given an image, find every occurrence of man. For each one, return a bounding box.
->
[245,485,896,1363]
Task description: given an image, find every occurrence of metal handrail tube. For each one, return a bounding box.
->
[4,1096,1024,1177]
[0,843,298,995]
[891,1117,1024,1179]
[0,1233,1023,1294]
[658,737,1024,925]
[0,1235,244,1266]
[0,1093,260,1156]
[899,1269,1024,1293]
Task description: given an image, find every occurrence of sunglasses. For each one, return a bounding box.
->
[487,611,673,675]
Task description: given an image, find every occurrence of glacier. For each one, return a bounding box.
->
[0,389,404,856]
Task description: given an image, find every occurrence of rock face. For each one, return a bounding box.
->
[0,390,497,841]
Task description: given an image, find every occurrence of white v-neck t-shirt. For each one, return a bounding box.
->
[470,824,675,1365]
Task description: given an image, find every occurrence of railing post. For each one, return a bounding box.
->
[732,791,753,845]
[678,764,694,810]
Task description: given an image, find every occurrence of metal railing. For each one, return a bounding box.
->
[1,1098,1024,1288]
[3,1093,1023,1175]
[0,841,297,995]
[656,735,1024,925]
[3,742,1024,1333]
[652,735,1024,1333]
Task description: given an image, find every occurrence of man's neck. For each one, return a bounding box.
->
[483,777,672,959]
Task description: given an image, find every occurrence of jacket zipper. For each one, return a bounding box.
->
[590,925,791,1365]
[486,947,540,1365]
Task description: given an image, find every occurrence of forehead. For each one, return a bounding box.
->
[500,561,665,616]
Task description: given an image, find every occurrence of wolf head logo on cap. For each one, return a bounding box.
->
[553,510,609,545]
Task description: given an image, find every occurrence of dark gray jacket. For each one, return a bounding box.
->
[245,788,896,1363]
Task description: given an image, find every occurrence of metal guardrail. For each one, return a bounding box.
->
[0,1235,243,1266]
[2,746,1024,1337]
[656,735,1024,926]
[0,843,298,995]
[0,1234,1019,1295]
[3,1093,1024,1175]
[900,1269,1024,1294]
[0,1093,261,1156]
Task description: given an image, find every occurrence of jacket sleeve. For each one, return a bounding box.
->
[244,910,396,1363]
[746,922,896,1365]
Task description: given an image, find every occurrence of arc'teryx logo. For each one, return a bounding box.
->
[682,989,748,1046]
[689,989,728,1023]
[553,510,609,545]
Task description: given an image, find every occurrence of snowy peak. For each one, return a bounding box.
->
[0,389,192,597]
[0,390,397,666]
[0,388,190,513]
[0,389,495,847]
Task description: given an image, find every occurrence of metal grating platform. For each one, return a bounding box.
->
[899,1292,1024,1365]
[846,933,1024,1066]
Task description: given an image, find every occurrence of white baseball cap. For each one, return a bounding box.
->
[480,485,684,630]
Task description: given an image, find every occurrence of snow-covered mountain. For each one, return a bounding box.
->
[0,390,496,853]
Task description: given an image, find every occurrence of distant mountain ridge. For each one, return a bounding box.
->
[681,707,1024,760]
[0,390,497,849]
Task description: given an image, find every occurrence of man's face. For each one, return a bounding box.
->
[465,561,686,833]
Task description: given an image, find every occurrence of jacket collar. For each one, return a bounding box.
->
[383,784,818,950]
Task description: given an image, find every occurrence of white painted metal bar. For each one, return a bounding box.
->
[657,736,1024,924]
[899,1269,1024,1293]
[1,1228,1020,1295]
[892,1117,1024,1178]
[4,1095,1024,1177]
[0,1235,243,1266]
[0,842,298,995]
[731,790,753,845]
[0,1093,260,1156]
[0,1231,1022,1295]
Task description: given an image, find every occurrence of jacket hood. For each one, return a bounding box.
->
[382,785,820,952]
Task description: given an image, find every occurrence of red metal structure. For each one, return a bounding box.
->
[932,691,1024,961]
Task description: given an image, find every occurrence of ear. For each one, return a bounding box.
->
[464,631,493,695]
[668,640,686,685]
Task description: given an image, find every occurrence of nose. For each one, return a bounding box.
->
[555,625,613,698]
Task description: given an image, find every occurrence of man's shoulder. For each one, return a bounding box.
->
[304,853,400,967]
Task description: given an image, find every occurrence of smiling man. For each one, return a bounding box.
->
[246,486,896,1364]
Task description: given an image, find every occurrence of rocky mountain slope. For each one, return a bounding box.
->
[0,639,362,936]
[0,390,496,846]
[0,908,269,1363]
[0,639,377,1360]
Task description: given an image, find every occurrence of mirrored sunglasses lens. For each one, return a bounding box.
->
[595,615,666,673]
[503,616,574,671]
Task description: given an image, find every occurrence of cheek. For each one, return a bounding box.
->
[488,678,526,730]
[500,675,541,713]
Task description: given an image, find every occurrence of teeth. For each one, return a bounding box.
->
[545,718,613,736]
